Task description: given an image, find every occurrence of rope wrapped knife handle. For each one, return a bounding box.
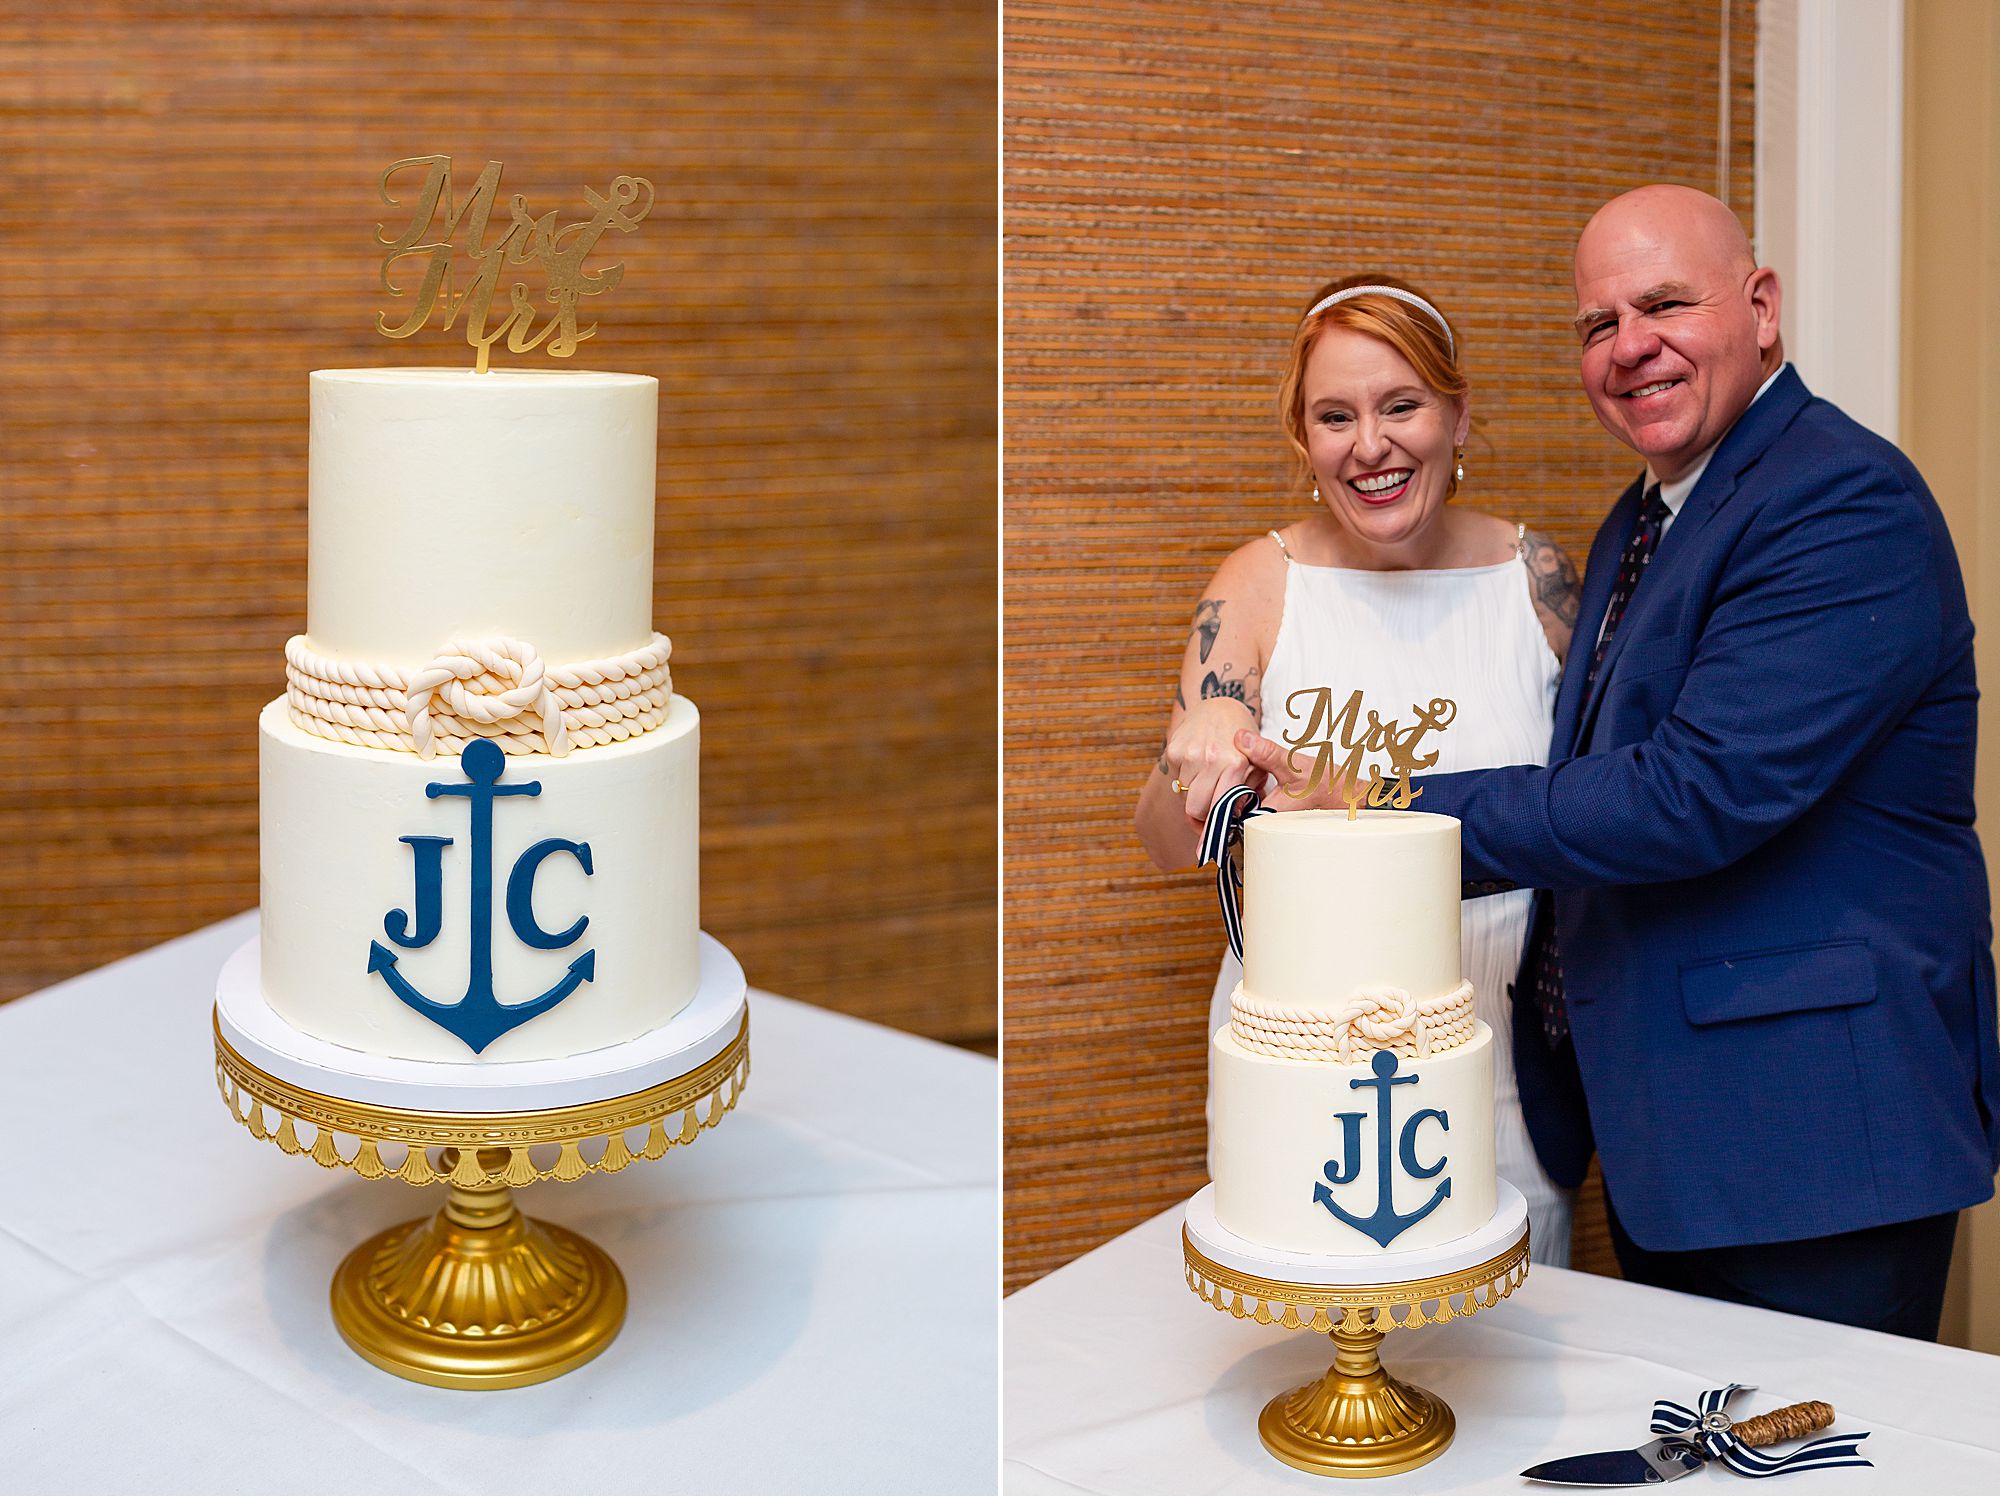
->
[1198,785,1273,961]
[1652,1385,1869,1477]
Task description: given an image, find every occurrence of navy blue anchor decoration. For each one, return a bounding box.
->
[366,737,597,1053]
[1314,1050,1452,1247]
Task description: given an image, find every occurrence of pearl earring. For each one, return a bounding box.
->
[1454,450,1466,483]
[1311,480,1322,503]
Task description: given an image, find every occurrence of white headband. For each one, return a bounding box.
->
[1303,284,1455,359]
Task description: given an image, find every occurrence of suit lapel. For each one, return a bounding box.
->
[1572,367,1816,748]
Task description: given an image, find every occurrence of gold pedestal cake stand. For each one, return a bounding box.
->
[1182,1182,1530,1478]
[212,934,749,1390]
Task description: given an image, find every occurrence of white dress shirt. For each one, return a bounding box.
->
[1645,361,1790,539]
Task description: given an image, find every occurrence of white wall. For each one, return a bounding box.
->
[1901,0,2000,1357]
[1756,0,1904,442]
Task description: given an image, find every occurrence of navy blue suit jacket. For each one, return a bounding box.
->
[1420,368,2000,1251]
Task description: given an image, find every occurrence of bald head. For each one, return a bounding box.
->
[1578,185,1758,291]
[1571,184,1783,479]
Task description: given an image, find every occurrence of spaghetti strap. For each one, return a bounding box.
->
[1267,528,1291,560]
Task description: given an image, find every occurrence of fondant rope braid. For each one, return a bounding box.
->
[284,633,673,758]
[1230,979,1477,1063]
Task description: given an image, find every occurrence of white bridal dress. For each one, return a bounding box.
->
[1208,526,1575,1266]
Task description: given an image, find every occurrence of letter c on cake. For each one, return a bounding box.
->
[1398,1108,1450,1181]
[506,838,595,949]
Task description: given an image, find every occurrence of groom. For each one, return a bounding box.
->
[1241,185,2000,1338]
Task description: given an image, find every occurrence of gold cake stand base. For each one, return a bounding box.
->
[215,1010,748,1390]
[329,1147,630,1389]
[1185,1223,1528,1478]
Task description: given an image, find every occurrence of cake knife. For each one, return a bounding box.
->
[1522,1397,1850,1485]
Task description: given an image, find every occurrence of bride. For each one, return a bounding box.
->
[1133,275,1581,1265]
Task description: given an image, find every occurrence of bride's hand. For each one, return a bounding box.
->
[1235,728,1353,810]
[1164,698,1263,822]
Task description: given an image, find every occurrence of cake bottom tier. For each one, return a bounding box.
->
[258,694,699,1064]
[1210,1021,1495,1255]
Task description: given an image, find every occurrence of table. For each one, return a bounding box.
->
[0,913,997,1494]
[1005,1208,2000,1493]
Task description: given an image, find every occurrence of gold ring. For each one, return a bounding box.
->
[1173,780,1189,795]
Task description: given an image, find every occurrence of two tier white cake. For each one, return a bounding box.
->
[257,367,699,1064]
[1209,810,1497,1255]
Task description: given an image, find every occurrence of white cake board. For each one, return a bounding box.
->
[1183,1179,1528,1288]
[214,932,748,1114]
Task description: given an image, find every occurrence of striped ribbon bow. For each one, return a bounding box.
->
[1198,785,1273,961]
[1651,1385,1871,1478]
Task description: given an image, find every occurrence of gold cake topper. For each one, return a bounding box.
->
[1280,687,1456,821]
[375,156,655,373]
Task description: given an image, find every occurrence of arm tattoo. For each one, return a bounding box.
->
[1157,750,1172,776]
[1522,529,1580,626]
[1192,599,1224,663]
[1200,661,1260,716]
[1175,681,1186,709]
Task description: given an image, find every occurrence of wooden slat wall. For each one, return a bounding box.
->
[0,2,996,1045]
[1004,0,1755,1287]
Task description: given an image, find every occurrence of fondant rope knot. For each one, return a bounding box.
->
[283,632,674,758]
[404,638,567,758]
[1230,979,1476,1062]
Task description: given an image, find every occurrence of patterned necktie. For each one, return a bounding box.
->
[1523,482,1671,1048]
[1585,483,1673,699]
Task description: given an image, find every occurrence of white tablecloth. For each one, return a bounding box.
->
[1005,1209,2000,1493]
[0,913,996,1494]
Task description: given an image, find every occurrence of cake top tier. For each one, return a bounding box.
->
[1239,808,1462,1014]
[305,367,659,670]
[1247,808,1455,839]
[319,367,648,387]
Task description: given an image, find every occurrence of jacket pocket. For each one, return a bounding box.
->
[1680,941,1877,1026]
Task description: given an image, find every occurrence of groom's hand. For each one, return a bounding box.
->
[1234,729,1352,810]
